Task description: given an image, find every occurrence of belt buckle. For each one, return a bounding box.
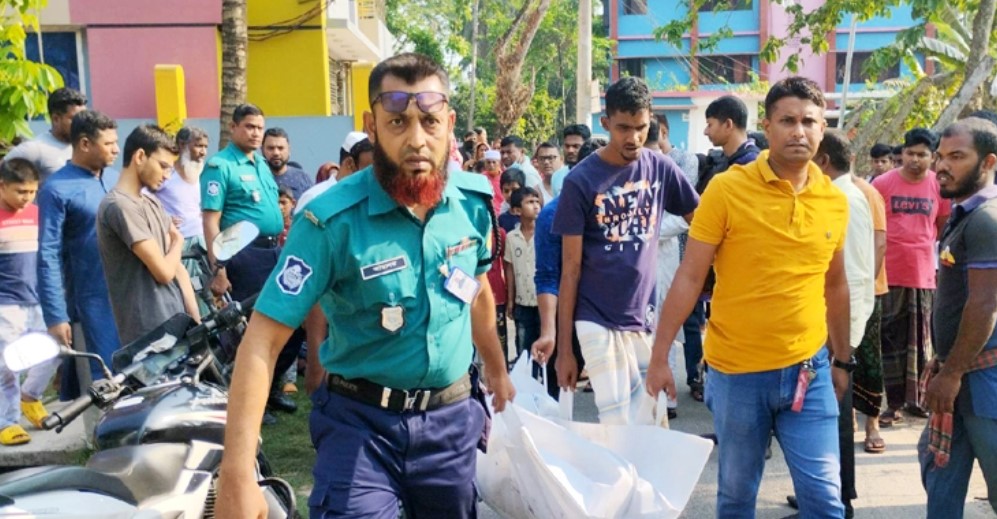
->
[381,387,430,411]
[403,389,430,412]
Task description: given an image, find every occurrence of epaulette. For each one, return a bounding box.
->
[449,170,495,199]
[297,173,368,229]
[206,157,224,169]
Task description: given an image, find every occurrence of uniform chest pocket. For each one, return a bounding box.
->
[358,256,418,309]
[440,246,482,320]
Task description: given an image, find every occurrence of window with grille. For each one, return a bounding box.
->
[698,54,753,84]
[835,52,900,84]
[698,0,752,12]
[619,58,644,78]
[623,0,648,15]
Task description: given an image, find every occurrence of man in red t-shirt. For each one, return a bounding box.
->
[872,128,952,425]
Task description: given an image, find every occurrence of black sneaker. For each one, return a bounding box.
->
[262,410,278,426]
[268,392,298,413]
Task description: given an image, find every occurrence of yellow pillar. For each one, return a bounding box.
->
[154,65,187,135]
[352,63,373,131]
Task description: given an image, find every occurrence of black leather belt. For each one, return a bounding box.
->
[327,373,472,412]
[250,235,280,248]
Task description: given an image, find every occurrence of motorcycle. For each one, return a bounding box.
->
[0,222,298,518]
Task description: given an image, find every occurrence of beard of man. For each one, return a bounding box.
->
[373,140,448,207]
[179,149,205,180]
[941,158,987,200]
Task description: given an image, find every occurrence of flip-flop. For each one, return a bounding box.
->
[0,425,30,446]
[864,436,886,453]
[878,409,904,428]
[20,399,49,429]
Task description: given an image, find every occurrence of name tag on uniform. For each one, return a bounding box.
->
[444,266,480,304]
[240,175,255,182]
[361,255,409,280]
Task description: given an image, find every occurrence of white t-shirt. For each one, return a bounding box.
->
[834,173,876,347]
[294,177,338,215]
[5,131,72,183]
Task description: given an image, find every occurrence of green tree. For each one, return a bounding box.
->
[0,0,64,145]
[219,0,248,149]
[386,0,611,143]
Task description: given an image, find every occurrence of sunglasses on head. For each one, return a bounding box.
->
[373,91,449,114]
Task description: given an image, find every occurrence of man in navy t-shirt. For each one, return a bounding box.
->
[552,77,699,424]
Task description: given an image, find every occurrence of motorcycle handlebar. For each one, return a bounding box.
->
[185,293,258,340]
[41,394,94,431]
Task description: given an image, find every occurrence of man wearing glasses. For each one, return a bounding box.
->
[96,125,200,345]
[533,142,561,203]
[215,53,515,519]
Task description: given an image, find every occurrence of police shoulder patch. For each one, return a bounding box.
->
[276,255,314,295]
[206,180,221,197]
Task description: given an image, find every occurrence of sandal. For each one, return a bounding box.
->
[904,404,930,419]
[0,425,30,446]
[20,399,49,429]
[864,436,886,453]
[690,383,704,402]
[878,409,904,428]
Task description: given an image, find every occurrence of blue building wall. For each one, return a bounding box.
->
[28,116,356,177]
[613,0,920,92]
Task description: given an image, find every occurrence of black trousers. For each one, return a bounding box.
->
[227,244,301,392]
[838,371,856,514]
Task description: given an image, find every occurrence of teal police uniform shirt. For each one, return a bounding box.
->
[254,167,495,390]
[200,142,285,236]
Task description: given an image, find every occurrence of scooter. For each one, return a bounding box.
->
[0,222,298,518]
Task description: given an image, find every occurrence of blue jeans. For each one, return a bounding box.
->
[308,385,485,518]
[919,411,997,518]
[705,347,843,518]
[681,302,705,387]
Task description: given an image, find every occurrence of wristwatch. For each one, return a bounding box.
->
[832,355,857,372]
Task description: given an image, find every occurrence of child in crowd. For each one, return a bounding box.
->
[277,186,295,247]
[504,187,543,375]
[276,186,298,393]
[481,150,504,215]
[0,159,57,445]
[498,168,525,233]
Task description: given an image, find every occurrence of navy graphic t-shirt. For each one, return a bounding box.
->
[553,150,699,331]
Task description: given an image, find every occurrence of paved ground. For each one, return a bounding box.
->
[0,399,90,467]
[480,347,993,518]
[3,347,991,518]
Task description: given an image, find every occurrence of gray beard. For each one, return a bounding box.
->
[179,152,205,180]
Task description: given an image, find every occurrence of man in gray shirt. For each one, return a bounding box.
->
[6,88,87,183]
[97,125,200,345]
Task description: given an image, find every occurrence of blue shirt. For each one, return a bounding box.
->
[36,163,120,326]
[534,196,561,297]
[254,168,494,389]
[553,151,699,331]
[551,165,570,197]
[273,166,314,201]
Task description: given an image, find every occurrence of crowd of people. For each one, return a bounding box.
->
[0,51,995,519]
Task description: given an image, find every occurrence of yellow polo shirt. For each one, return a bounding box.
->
[690,151,849,374]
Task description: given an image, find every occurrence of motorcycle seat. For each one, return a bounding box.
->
[85,442,190,505]
[0,465,138,505]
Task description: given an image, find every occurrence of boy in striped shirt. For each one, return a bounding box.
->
[0,158,56,445]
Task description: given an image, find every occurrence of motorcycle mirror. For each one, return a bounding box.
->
[212,221,260,262]
[3,333,61,372]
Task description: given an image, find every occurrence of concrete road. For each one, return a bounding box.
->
[480,347,992,519]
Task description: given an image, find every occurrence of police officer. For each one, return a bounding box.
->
[199,103,298,419]
[215,53,515,519]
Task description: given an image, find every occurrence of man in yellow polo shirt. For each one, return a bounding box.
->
[646,76,852,518]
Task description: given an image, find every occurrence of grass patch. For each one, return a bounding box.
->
[261,378,315,519]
